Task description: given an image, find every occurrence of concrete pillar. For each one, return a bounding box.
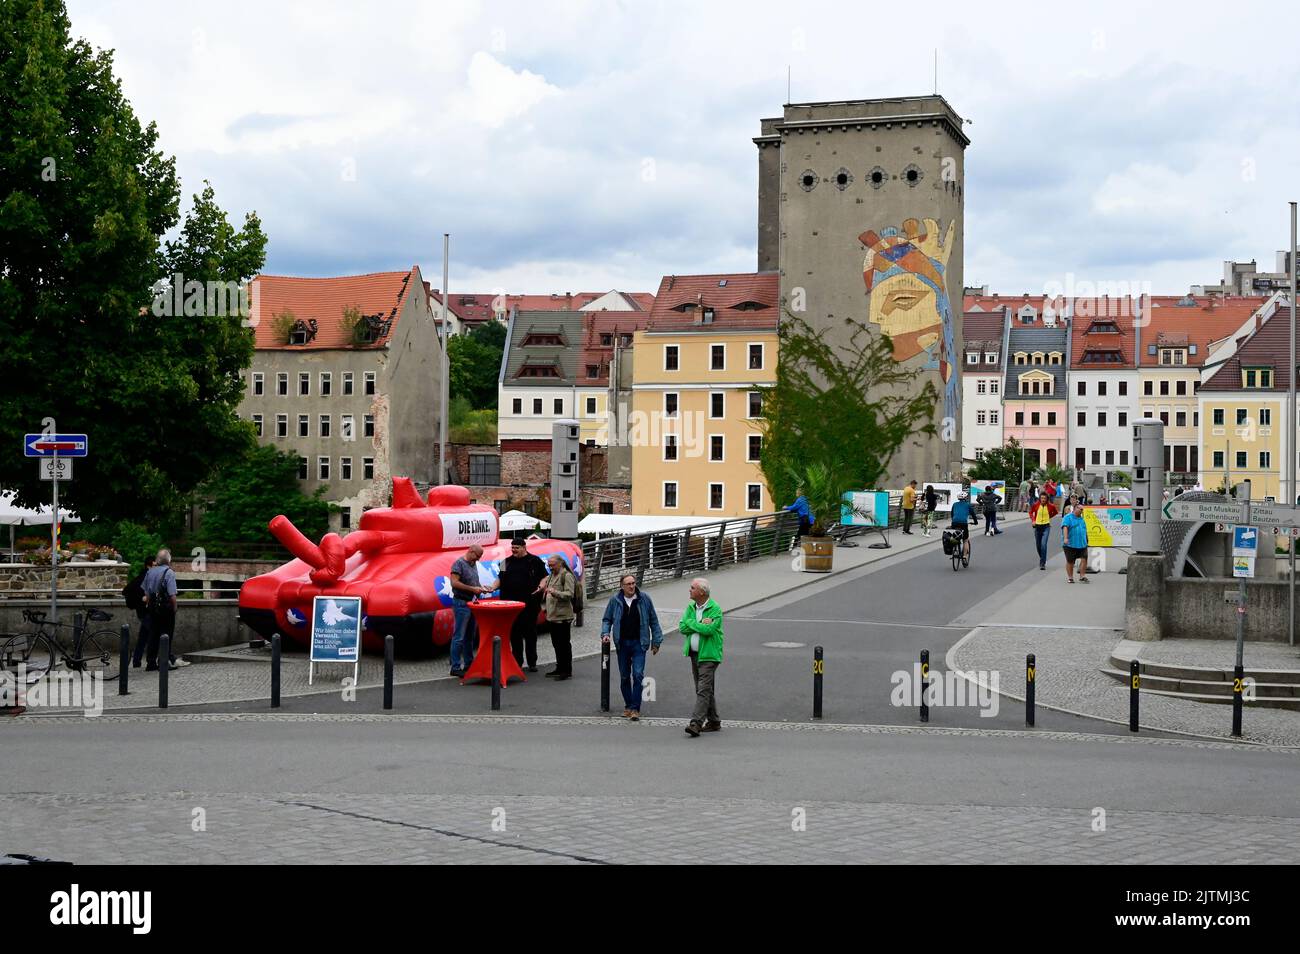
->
[1125,553,1165,641]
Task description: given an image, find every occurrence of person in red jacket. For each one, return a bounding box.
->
[1029,491,1059,570]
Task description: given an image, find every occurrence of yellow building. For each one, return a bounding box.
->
[630,273,779,516]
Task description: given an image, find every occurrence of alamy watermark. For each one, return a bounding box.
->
[151,272,258,326]
[1,665,103,717]
[890,664,1000,718]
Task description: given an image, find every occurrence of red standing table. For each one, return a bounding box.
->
[462,599,527,686]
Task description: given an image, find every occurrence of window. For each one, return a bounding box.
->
[1097,412,1107,427]
[985,352,997,364]
[709,435,724,462]
[708,483,724,510]
[340,507,351,530]
[1236,408,1248,426]
[664,345,679,371]
[1047,412,1057,426]
[978,411,987,425]
[1015,353,1026,366]
[1175,380,1186,396]
[320,372,331,396]
[664,393,679,418]
[253,372,264,396]
[1106,450,1115,465]
[1213,451,1225,468]
[318,456,330,480]
[343,372,354,396]
[748,392,762,418]
[1260,451,1272,469]
[587,365,598,378]
[1077,381,1086,396]
[1031,412,1041,426]
[710,344,725,371]
[1076,448,1086,469]
[298,414,309,438]
[319,414,330,438]
[1119,381,1128,396]
[512,398,522,414]
[663,482,678,508]
[341,457,352,480]
[1236,451,1247,469]
[554,398,564,415]
[585,397,597,415]
[1118,412,1127,427]
[1213,408,1225,426]
[989,410,999,425]
[1159,411,1169,426]
[533,398,542,415]
[363,457,374,480]
[1015,412,1024,426]
[1098,381,1107,397]
[663,435,678,462]
[1143,381,1153,396]
[709,392,724,419]
[1049,352,1062,366]
[364,371,376,395]
[1193,412,1198,427]
[598,502,614,515]
[468,454,501,485]
[1120,450,1129,465]
[977,381,986,395]
[1159,380,1169,396]
[975,448,984,458]
[299,372,310,396]
[252,414,263,437]
[277,372,288,396]
[1175,411,1186,428]
[1091,450,1101,465]
[1260,408,1272,426]
[276,414,288,438]
[701,307,715,324]
[298,456,307,479]
[990,380,999,395]
[967,353,980,366]
[600,334,613,346]
[748,343,764,370]
[1077,411,1086,427]
[364,414,375,437]
[747,484,762,511]
[748,434,762,462]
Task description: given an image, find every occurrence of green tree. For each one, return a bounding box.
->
[448,333,502,409]
[965,439,1026,484]
[195,445,334,545]
[448,394,497,444]
[469,319,507,350]
[1032,463,1073,486]
[0,1,265,524]
[759,313,937,525]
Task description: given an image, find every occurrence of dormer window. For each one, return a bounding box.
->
[1243,366,1273,389]
[519,364,560,379]
[600,333,613,345]
[523,333,564,346]
[966,352,980,365]
[1048,352,1063,365]
[1088,321,1120,334]
[1014,352,1027,366]
[1159,348,1187,366]
[985,352,997,364]
[701,307,715,324]
[733,300,769,311]
[1031,351,1044,364]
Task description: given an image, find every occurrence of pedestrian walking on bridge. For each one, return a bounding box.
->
[680,577,723,738]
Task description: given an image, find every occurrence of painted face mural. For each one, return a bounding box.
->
[859,217,959,422]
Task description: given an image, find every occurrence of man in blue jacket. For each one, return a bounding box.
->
[600,573,664,721]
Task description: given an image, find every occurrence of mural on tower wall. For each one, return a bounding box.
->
[859,217,960,423]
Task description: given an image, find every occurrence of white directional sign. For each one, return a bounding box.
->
[39,458,72,481]
[1247,503,1300,529]
[1163,499,1247,523]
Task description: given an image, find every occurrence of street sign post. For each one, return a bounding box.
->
[23,428,88,625]
[24,433,89,457]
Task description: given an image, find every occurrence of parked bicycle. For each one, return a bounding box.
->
[0,608,121,682]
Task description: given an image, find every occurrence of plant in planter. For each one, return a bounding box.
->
[786,462,872,572]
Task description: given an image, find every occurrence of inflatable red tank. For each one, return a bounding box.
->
[237,479,583,654]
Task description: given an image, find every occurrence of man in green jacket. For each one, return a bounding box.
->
[680,577,723,737]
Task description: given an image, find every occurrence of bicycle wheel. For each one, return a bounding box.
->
[0,633,57,684]
[952,547,961,571]
[76,629,120,678]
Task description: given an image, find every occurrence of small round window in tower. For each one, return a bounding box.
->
[833,167,852,191]
[800,170,818,192]
[903,163,923,186]
[868,166,885,189]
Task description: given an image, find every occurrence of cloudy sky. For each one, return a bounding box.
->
[69,0,1300,297]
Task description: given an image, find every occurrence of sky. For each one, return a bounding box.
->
[67,0,1300,298]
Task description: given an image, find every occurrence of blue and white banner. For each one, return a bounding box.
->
[310,595,362,664]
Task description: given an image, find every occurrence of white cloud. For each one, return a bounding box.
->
[452,52,559,129]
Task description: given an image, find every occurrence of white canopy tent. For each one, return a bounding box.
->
[498,509,551,533]
[0,491,80,561]
[576,513,732,537]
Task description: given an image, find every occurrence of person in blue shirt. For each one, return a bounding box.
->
[948,490,973,563]
[784,488,813,541]
[1060,502,1090,583]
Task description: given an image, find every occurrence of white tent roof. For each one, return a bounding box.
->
[576,513,730,536]
[498,509,550,532]
[0,491,80,527]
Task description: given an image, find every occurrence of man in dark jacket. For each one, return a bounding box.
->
[977,487,1002,536]
[498,536,548,672]
[600,573,665,721]
[123,556,155,668]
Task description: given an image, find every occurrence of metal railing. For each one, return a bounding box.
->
[580,511,801,598]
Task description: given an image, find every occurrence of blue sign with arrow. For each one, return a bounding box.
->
[24,434,89,458]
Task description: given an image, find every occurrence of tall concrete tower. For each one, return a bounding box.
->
[755,96,968,484]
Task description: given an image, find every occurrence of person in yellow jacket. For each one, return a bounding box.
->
[680,577,724,737]
[901,480,918,535]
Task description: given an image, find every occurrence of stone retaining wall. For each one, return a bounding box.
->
[0,561,128,593]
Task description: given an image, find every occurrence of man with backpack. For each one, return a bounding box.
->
[122,555,155,668]
[977,486,1002,536]
[140,549,190,672]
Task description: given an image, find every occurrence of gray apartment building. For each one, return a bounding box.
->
[240,267,443,530]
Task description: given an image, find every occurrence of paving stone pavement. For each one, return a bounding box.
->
[5,789,1295,865]
[950,626,1300,747]
[1119,638,1300,672]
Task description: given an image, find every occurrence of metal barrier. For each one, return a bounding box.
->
[580,511,801,598]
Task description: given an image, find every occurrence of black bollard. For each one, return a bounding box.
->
[1232,664,1244,738]
[600,638,611,713]
[1025,653,1036,727]
[158,635,170,709]
[919,649,930,723]
[812,646,824,719]
[383,635,394,711]
[1128,659,1139,733]
[491,636,501,712]
[118,624,130,696]
[271,634,281,709]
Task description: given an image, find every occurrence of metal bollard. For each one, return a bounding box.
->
[812,646,824,719]
[158,635,170,709]
[600,638,611,712]
[920,649,930,723]
[1232,664,1244,738]
[1129,659,1139,732]
[383,635,394,711]
[271,634,281,709]
[1025,653,1035,727]
[74,612,84,654]
[491,636,501,712]
[119,624,130,696]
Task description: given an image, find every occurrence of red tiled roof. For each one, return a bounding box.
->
[1068,308,1137,368]
[430,290,655,325]
[1138,302,1261,367]
[251,269,421,350]
[578,311,654,385]
[645,272,780,331]
[1201,315,1299,391]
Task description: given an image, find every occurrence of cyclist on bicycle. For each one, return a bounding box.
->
[949,490,973,563]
